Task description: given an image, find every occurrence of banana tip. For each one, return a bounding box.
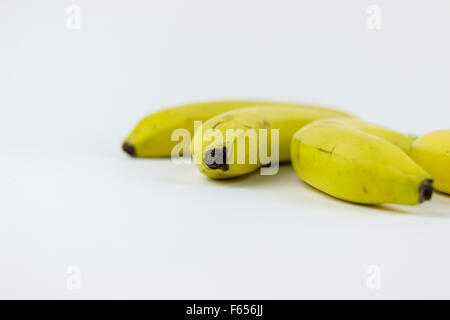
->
[419,179,434,203]
[122,142,136,157]
[204,147,229,171]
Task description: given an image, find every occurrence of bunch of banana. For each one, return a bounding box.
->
[409,130,450,194]
[190,105,354,179]
[123,99,448,207]
[191,112,415,180]
[122,100,349,158]
[290,118,433,205]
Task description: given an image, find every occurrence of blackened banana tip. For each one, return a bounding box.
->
[122,142,136,157]
[419,179,434,203]
[204,147,229,171]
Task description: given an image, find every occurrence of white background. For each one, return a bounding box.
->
[1,0,450,299]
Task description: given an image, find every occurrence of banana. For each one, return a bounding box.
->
[123,100,349,157]
[409,129,450,194]
[191,106,353,179]
[328,118,416,153]
[290,118,434,205]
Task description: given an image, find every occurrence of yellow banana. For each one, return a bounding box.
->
[123,100,348,157]
[191,105,353,179]
[290,118,433,205]
[328,118,415,153]
[409,129,450,194]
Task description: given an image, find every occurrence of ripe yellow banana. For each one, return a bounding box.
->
[409,129,450,194]
[329,118,416,153]
[290,118,433,205]
[123,100,348,157]
[191,106,353,179]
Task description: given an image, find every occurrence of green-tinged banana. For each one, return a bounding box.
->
[123,100,349,157]
[290,118,434,205]
[409,129,450,194]
[191,106,354,179]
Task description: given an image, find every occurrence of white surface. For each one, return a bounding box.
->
[1,0,450,299]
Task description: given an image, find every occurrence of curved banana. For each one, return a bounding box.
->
[329,118,415,153]
[191,106,353,179]
[409,129,450,194]
[290,118,433,205]
[123,100,348,157]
